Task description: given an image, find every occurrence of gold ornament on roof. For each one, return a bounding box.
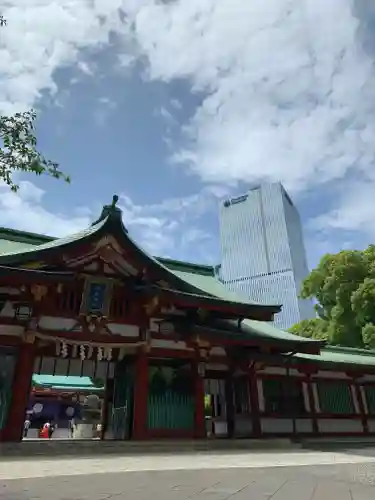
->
[145,295,159,315]
[31,284,48,302]
[23,331,35,344]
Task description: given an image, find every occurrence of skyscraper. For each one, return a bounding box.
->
[219,182,315,330]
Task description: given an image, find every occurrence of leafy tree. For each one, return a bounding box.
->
[290,246,375,348]
[0,110,70,191]
[289,318,328,341]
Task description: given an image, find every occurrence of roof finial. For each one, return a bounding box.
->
[91,194,125,227]
[111,194,119,208]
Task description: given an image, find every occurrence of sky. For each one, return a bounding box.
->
[1,0,375,269]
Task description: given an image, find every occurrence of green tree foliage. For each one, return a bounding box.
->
[0,110,70,192]
[288,318,329,341]
[289,246,375,348]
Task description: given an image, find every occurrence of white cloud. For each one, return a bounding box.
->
[0,181,91,236]
[3,1,374,193]
[118,186,224,260]
[309,175,375,241]
[2,0,375,258]
[0,0,126,114]
[127,0,375,193]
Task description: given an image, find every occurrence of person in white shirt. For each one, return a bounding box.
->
[23,418,31,438]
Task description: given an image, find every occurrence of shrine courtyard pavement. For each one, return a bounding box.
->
[3,449,375,499]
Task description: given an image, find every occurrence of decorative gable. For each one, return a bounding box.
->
[62,235,138,277]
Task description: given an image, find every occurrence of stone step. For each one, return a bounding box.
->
[300,436,375,449]
[0,438,300,458]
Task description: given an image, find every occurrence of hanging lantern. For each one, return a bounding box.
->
[14,303,33,322]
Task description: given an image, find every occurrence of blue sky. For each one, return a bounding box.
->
[1,1,375,270]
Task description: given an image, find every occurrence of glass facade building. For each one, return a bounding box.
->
[219,182,315,330]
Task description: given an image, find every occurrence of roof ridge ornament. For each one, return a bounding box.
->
[92,194,125,227]
[111,194,119,209]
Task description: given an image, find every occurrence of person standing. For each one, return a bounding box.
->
[68,417,75,438]
[49,421,57,439]
[40,421,50,439]
[23,417,31,438]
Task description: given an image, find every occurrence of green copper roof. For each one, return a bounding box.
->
[172,268,265,305]
[0,199,319,353]
[3,214,371,366]
[0,219,107,263]
[296,345,375,368]
[32,375,104,391]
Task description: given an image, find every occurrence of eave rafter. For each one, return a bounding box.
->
[134,283,280,322]
[0,265,75,285]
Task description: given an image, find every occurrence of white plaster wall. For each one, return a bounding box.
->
[38,317,78,331]
[257,379,265,412]
[107,324,139,337]
[368,418,375,433]
[204,378,225,396]
[0,325,23,336]
[206,363,228,371]
[234,368,246,376]
[150,339,191,351]
[317,418,363,433]
[260,367,303,377]
[209,347,226,357]
[0,301,16,317]
[261,418,293,434]
[0,287,20,295]
[288,369,305,377]
[314,371,350,379]
[350,385,360,414]
[213,420,228,436]
[235,415,253,436]
[260,367,286,376]
[302,382,311,412]
[295,419,314,433]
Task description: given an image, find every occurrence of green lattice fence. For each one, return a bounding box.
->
[262,378,305,415]
[317,381,354,414]
[147,391,194,430]
[0,384,12,430]
[364,386,375,414]
[0,352,16,430]
[111,361,133,440]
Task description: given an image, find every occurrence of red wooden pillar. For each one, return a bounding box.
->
[248,366,261,437]
[132,347,149,440]
[194,359,206,439]
[2,341,35,442]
